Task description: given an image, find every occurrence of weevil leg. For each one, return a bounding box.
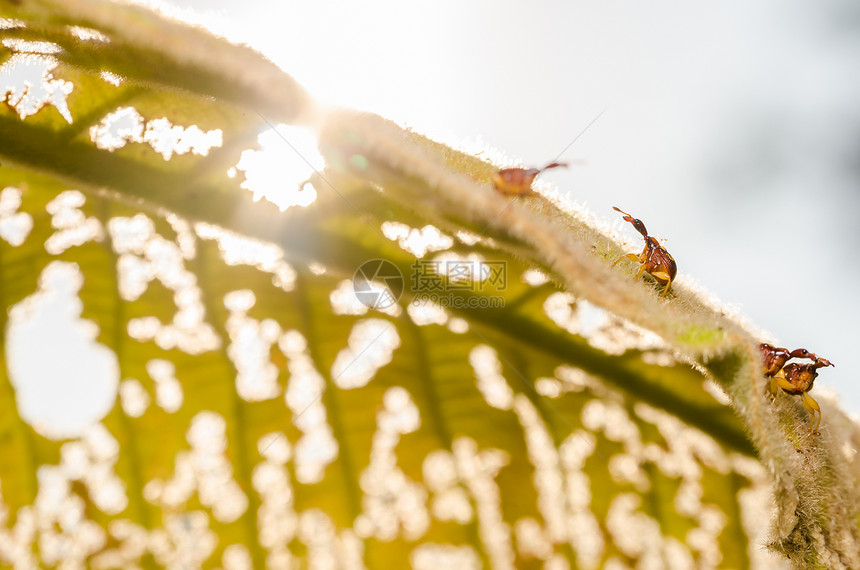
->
[767,376,779,397]
[802,392,821,432]
[611,253,640,268]
[650,271,672,298]
[634,250,650,279]
[774,375,796,393]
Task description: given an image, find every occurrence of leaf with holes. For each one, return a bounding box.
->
[0,1,859,569]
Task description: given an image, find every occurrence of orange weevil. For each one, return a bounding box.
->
[759,343,834,432]
[611,206,677,298]
[760,344,816,378]
[491,162,567,195]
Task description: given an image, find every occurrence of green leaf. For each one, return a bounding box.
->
[0,1,858,568]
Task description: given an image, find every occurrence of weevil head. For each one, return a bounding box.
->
[613,206,649,238]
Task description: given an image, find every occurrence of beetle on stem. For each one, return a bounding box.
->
[775,356,833,433]
[760,343,817,378]
[611,206,677,298]
[759,342,834,432]
[491,161,567,195]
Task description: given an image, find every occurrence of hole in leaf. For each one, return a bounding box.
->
[0,186,33,246]
[235,125,322,211]
[0,53,73,122]
[331,319,400,390]
[7,262,118,438]
[381,222,453,258]
[90,106,222,159]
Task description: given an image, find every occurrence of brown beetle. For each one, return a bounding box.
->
[760,342,833,432]
[491,161,567,195]
[611,206,677,298]
[760,343,816,378]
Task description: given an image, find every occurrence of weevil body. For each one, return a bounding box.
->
[760,344,817,378]
[611,206,677,298]
[760,343,834,432]
[491,161,567,195]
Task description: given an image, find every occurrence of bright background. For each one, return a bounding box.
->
[159,0,859,413]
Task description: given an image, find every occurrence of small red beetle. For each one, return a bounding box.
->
[491,161,567,195]
[760,342,834,432]
[611,206,677,298]
[760,344,816,378]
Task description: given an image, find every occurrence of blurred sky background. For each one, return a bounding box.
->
[155,0,860,413]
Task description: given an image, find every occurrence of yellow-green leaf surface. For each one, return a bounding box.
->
[0,1,859,569]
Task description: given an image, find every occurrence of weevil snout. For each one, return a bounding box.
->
[612,206,648,237]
